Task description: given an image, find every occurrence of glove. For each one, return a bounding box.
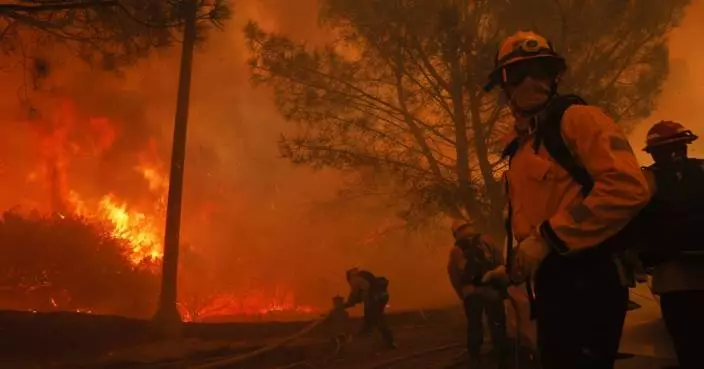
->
[511,232,551,285]
[481,265,508,284]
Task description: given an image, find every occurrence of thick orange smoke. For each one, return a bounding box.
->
[630,0,704,160]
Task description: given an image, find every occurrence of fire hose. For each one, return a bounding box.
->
[189,310,332,369]
[190,301,530,369]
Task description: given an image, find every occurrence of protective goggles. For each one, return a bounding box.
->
[501,58,557,87]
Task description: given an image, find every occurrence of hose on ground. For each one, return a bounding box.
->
[189,310,332,369]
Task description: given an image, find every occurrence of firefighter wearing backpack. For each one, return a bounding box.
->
[482,31,650,369]
[447,220,510,369]
[341,267,396,349]
[638,120,704,369]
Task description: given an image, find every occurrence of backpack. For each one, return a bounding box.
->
[639,159,704,264]
[357,270,389,292]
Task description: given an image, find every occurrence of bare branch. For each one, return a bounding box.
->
[0,1,117,14]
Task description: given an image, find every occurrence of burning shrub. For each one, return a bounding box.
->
[0,210,158,317]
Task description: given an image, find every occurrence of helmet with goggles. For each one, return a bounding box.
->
[484,31,566,92]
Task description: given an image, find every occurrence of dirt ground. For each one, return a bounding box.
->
[0,306,679,369]
[0,308,464,368]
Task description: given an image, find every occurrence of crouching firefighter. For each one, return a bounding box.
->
[341,268,396,349]
[447,220,510,368]
[483,31,650,369]
[638,120,704,369]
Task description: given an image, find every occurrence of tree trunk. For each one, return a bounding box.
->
[440,6,484,226]
[449,59,484,227]
[152,0,197,336]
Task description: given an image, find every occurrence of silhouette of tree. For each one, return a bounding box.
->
[245,0,689,235]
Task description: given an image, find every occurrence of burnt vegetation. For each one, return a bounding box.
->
[245,0,690,237]
[0,210,224,317]
[0,210,159,316]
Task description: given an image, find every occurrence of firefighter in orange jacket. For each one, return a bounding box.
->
[483,31,650,369]
[447,220,509,368]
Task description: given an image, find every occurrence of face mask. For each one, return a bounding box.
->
[508,77,552,115]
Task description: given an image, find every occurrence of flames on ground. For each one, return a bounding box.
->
[0,98,316,321]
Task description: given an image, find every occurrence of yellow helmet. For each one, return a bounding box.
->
[450,219,475,240]
[484,31,565,91]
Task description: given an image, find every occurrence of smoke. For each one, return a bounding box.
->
[630,0,704,162]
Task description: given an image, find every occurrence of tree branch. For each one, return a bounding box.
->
[0,1,117,14]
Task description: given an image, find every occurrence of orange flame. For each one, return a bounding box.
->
[178,290,316,322]
[97,195,163,264]
[17,98,318,317]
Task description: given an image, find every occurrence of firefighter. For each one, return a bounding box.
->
[340,268,396,349]
[638,120,704,369]
[447,220,510,369]
[483,31,650,369]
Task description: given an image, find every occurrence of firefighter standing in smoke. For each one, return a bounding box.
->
[482,31,650,369]
[638,120,704,369]
[447,220,510,369]
[340,267,396,349]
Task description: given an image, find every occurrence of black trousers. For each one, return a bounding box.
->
[463,294,508,355]
[534,253,629,369]
[361,294,394,345]
[660,290,704,369]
